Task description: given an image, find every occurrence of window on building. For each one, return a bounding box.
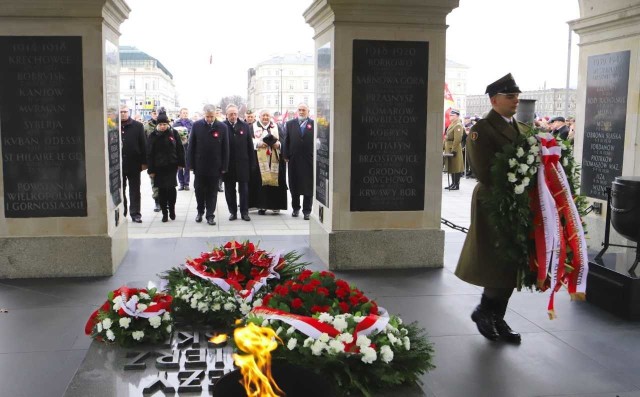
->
[289,96,294,105]
[275,97,279,105]
[266,80,272,90]
[289,70,294,76]
[267,96,272,106]
[304,80,309,90]
[289,81,295,90]
[303,96,309,105]
[129,79,135,89]
[275,80,280,90]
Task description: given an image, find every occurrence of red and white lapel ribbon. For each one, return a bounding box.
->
[533,133,588,318]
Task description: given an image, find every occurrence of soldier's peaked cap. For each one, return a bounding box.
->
[485,73,521,97]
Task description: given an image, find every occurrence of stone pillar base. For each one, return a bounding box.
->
[0,225,128,279]
[310,218,444,270]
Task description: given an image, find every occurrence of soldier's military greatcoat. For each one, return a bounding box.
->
[454,109,526,288]
[443,118,464,173]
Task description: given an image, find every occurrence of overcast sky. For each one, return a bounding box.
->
[120,0,579,111]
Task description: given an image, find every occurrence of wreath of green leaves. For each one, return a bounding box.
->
[483,128,587,290]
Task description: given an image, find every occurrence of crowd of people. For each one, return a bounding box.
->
[119,103,315,225]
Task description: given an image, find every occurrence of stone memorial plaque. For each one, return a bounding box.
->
[0,36,87,217]
[582,50,630,200]
[105,40,121,208]
[350,40,428,211]
[315,43,331,207]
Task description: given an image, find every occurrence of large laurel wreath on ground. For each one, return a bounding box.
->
[161,240,308,327]
[484,128,588,289]
[244,270,435,397]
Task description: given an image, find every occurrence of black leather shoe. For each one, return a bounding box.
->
[195,213,203,223]
[132,216,142,223]
[184,186,190,191]
[241,214,251,221]
[444,186,452,190]
[161,214,168,223]
[471,306,499,341]
[229,214,237,221]
[292,210,299,217]
[169,208,176,220]
[207,217,216,226]
[449,185,460,191]
[258,209,266,215]
[178,186,185,191]
[303,214,310,220]
[495,319,521,344]
[154,202,161,212]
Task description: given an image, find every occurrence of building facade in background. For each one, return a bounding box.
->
[119,46,178,119]
[247,53,314,118]
[445,59,470,115]
[466,88,577,119]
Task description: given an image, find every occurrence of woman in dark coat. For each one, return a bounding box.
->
[147,111,185,222]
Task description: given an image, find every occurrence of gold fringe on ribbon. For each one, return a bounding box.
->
[570,292,586,301]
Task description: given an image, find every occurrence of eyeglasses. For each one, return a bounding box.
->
[120,110,129,113]
[496,93,519,100]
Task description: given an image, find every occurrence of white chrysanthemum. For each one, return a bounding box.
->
[530,145,540,155]
[527,136,537,145]
[190,299,198,309]
[387,333,398,344]
[223,302,236,311]
[403,336,411,350]
[131,330,145,341]
[328,339,345,354]
[516,147,525,158]
[112,296,123,311]
[96,323,103,333]
[303,337,314,348]
[287,338,298,350]
[148,316,162,329]
[526,155,534,165]
[356,335,371,348]
[507,172,517,183]
[102,318,112,330]
[563,157,568,167]
[163,312,171,321]
[318,333,330,343]
[240,303,252,315]
[332,316,348,332]
[252,298,263,308]
[514,184,525,195]
[106,329,115,341]
[508,158,518,168]
[530,166,538,175]
[139,292,150,300]
[360,346,377,364]
[287,326,296,335]
[380,345,394,363]
[518,163,529,174]
[338,333,354,344]
[212,303,221,311]
[166,325,172,334]
[311,341,327,356]
[522,177,530,187]
[275,327,283,336]
[193,292,203,301]
[318,313,333,323]
[353,316,364,322]
[137,303,148,312]
[119,317,131,329]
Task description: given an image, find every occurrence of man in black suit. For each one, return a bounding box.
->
[549,116,570,140]
[283,103,314,220]
[120,105,147,223]
[188,104,229,225]
[223,104,254,221]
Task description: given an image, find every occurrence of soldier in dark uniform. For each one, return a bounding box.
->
[443,109,465,190]
[188,105,229,225]
[455,73,524,344]
[222,104,254,221]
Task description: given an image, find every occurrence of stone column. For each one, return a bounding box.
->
[304,0,459,270]
[0,0,130,278]
[570,1,640,248]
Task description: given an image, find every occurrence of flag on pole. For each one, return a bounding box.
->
[444,83,456,133]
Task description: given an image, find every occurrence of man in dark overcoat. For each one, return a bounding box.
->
[222,104,254,221]
[120,105,147,223]
[188,105,229,225]
[455,73,524,344]
[283,103,314,220]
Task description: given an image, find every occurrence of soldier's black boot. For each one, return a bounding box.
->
[154,199,161,212]
[471,295,499,341]
[494,299,521,344]
[161,209,168,223]
[444,174,453,190]
[450,173,461,190]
